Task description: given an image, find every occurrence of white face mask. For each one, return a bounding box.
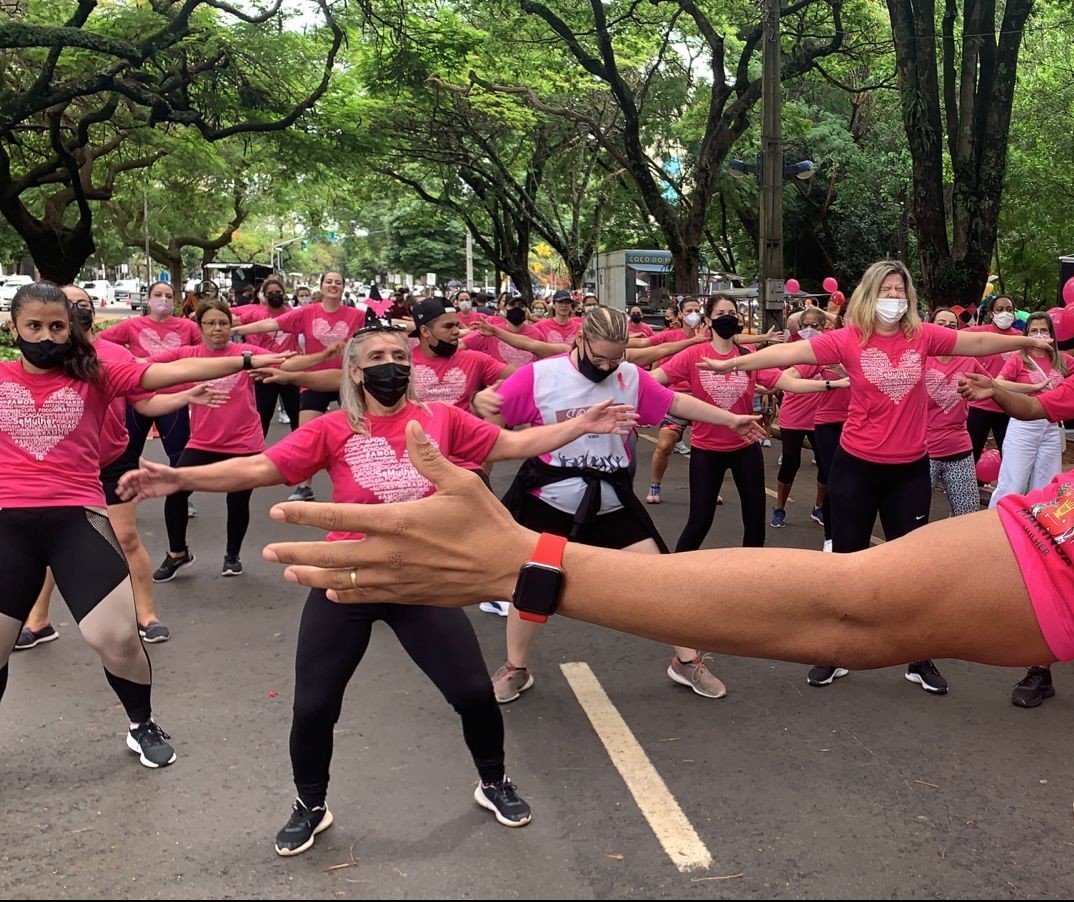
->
[683,312,701,328]
[992,312,1015,330]
[876,298,908,325]
[797,326,820,340]
[457,300,472,312]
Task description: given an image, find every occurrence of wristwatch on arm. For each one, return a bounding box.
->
[511,532,568,624]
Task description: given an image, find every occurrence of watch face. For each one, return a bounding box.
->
[512,563,564,617]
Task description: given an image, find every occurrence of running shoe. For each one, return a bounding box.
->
[492,663,534,704]
[667,654,727,698]
[822,539,833,553]
[905,660,948,694]
[1011,667,1055,708]
[645,483,661,504]
[478,601,509,616]
[222,555,244,577]
[14,623,59,650]
[187,498,198,519]
[474,779,531,827]
[807,665,849,687]
[761,438,772,448]
[275,799,334,856]
[810,506,825,526]
[716,495,724,505]
[674,441,690,455]
[770,508,786,528]
[277,411,291,425]
[127,721,177,768]
[153,550,195,583]
[287,485,315,502]
[139,620,170,643]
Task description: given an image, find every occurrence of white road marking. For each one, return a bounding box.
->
[559,661,713,872]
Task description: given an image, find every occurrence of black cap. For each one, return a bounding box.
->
[410,297,457,337]
[552,290,572,303]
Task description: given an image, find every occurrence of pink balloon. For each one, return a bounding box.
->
[1063,276,1074,307]
[1061,305,1074,342]
[822,277,838,293]
[785,278,801,295]
[1047,306,1064,328]
[976,449,1001,484]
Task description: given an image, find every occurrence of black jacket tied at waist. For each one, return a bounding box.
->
[501,457,668,552]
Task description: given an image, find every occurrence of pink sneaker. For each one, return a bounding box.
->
[667,654,727,699]
[492,663,534,704]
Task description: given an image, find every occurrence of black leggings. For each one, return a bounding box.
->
[827,446,931,552]
[290,589,504,807]
[0,507,152,722]
[812,422,844,542]
[125,406,190,467]
[966,407,1010,460]
[777,428,818,486]
[675,443,766,551]
[164,449,255,556]
[254,381,300,437]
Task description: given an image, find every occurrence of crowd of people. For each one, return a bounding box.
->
[4,259,1072,860]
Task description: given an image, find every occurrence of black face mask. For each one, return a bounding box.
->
[265,293,286,309]
[361,363,411,406]
[578,346,616,383]
[505,307,527,327]
[18,335,72,370]
[630,313,643,324]
[73,306,94,332]
[430,338,457,358]
[712,315,741,340]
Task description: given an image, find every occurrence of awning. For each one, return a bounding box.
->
[629,262,672,273]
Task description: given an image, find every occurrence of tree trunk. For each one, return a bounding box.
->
[18,220,94,283]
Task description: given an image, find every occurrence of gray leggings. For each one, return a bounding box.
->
[929,452,980,518]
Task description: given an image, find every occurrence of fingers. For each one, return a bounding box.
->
[404,420,481,493]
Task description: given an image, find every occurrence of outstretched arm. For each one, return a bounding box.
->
[699,341,817,374]
[140,352,290,390]
[952,331,1047,358]
[668,393,766,440]
[118,454,284,502]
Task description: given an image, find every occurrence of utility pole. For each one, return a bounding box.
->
[143,189,152,284]
[758,0,785,334]
[465,229,474,291]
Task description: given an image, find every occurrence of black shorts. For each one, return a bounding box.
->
[299,389,340,413]
[100,455,139,507]
[518,493,652,550]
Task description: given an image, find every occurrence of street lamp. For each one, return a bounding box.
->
[728,156,816,183]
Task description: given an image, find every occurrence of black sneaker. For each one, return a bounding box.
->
[275,799,334,856]
[127,721,177,768]
[287,485,315,502]
[153,550,195,583]
[222,555,243,577]
[14,623,59,650]
[138,620,170,643]
[1011,666,1055,708]
[807,665,849,687]
[905,660,948,694]
[474,778,532,827]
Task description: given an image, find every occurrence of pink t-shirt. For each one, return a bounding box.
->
[148,343,264,455]
[628,321,655,338]
[462,323,543,368]
[999,353,1074,393]
[777,368,823,431]
[532,317,583,345]
[498,356,673,514]
[1039,376,1074,422]
[275,303,366,370]
[649,327,695,346]
[0,358,149,508]
[95,339,150,467]
[922,356,988,459]
[234,305,301,354]
[456,310,487,329]
[264,404,500,540]
[98,315,202,359]
[997,473,1074,661]
[410,346,506,410]
[793,363,849,426]
[965,324,1020,412]
[658,343,782,452]
[810,324,958,464]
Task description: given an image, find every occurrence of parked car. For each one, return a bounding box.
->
[82,279,116,305]
[114,278,145,311]
[0,274,34,311]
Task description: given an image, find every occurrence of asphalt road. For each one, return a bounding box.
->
[2,425,1072,900]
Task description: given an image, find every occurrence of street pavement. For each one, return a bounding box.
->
[2,425,1072,900]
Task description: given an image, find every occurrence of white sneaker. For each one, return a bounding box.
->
[761,438,772,448]
[277,412,290,424]
[479,601,510,617]
[822,539,833,552]
[674,441,690,455]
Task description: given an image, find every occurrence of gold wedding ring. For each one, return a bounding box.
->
[350,569,358,590]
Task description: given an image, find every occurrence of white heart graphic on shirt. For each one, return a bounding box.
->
[343,434,439,503]
[412,364,467,404]
[859,348,921,405]
[496,340,534,368]
[0,383,85,461]
[924,368,962,413]
[311,317,350,346]
[139,329,181,356]
[698,369,750,409]
[205,372,242,394]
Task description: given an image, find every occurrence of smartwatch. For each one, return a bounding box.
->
[511,533,568,624]
[242,350,253,370]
